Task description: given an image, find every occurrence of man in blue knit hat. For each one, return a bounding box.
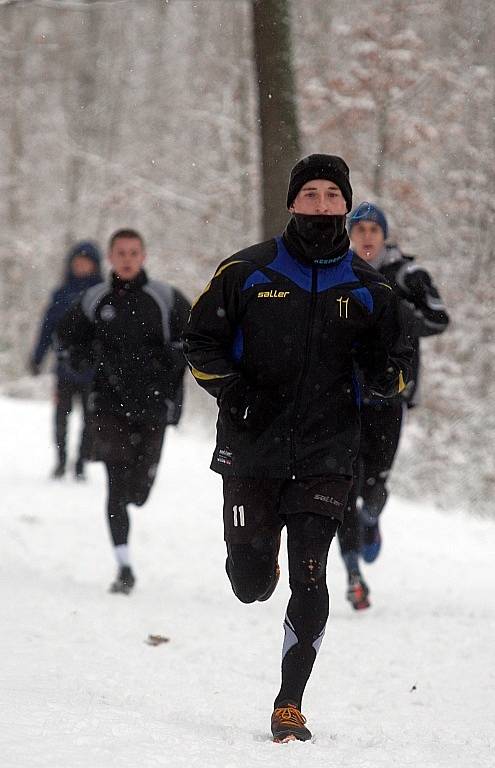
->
[338,202,450,610]
[30,241,102,479]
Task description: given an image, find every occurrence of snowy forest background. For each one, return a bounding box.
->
[0,0,493,516]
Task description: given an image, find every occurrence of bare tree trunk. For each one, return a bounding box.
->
[1,8,32,377]
[94,11,126,246]
[64,1,101,245]
[373,96,389,200]
[4,7,26,236]
[252,0,300,239]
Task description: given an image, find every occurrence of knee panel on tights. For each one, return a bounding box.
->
[289,554,327,587]
[286,513,338,589]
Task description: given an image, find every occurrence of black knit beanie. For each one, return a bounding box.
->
[287,154,353,212]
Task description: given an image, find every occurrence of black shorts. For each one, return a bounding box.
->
[90,412,166,467]
[223,475,351,545]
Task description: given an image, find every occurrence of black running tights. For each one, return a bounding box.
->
[105,461,157,547]
[226,513,339,710]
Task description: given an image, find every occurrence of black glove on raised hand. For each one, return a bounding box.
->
[399,267,431,303]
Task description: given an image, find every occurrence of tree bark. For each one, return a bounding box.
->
[373,96,389,200]
[252,0,300,239]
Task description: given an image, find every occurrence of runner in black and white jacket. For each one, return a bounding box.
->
[57,228,190,594]
[338,202,450,610]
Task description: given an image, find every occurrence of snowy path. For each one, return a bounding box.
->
[0,396,493,768]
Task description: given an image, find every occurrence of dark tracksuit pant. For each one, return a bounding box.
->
[223,475,351,710]
[338,398,404,558]
[54,380,92,468]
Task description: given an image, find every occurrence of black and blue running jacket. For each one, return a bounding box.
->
[185,236,413,479]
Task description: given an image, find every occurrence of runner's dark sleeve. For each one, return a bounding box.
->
[165,288,191,397]
[32,299,58,366]
[184,258,245,399]
[355,287,414,398]
[170,289,191,343]
[56,301,96,373]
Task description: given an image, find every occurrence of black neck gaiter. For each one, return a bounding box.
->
[283,214,350,266]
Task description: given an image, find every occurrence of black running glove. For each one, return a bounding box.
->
[220,378,280,432]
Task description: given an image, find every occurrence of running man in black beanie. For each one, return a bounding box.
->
[185,154,413,742]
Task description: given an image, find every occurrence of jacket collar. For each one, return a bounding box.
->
[111,269,148,291]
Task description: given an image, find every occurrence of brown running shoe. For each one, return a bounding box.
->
[271,703,312,743]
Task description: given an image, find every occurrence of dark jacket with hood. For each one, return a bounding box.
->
[31,241,102,384]
[56,269,190,426]
[185,219,414,479]
[362,244,449,407]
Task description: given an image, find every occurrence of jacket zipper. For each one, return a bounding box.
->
[290,265,318,478]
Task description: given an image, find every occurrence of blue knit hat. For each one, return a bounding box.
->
[348,202,388,239]
[64,241,102,281]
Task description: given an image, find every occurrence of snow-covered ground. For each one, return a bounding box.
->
[1,395,493,768]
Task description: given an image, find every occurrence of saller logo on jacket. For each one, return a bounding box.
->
[257,290,290,299]
[314,493,342,507]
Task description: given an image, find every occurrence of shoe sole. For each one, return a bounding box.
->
[351,597,371,610]
[109,584,134,595]
[272,730,312,743]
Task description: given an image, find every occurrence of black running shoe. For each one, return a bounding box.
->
[346,573,371,610]
[51,462,65,479]
[74,459,86,481]
[109,566,136,595]
[271,703,312,743]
